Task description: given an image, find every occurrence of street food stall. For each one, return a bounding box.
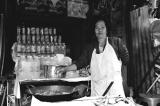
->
[2,0,160,106]
[3,19,138,106]
[7,24,141,106]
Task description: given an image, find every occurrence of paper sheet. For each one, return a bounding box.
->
[13,79,21,99]
[31,96,95,106]
[61,76,91,82]
[31,96,139,106]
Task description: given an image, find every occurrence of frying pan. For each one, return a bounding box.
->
[27,85,79,102]
[33,91,79,102]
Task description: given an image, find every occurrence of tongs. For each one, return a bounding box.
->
[102,81,114,96]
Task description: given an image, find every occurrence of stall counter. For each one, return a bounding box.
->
[31,95,140,106]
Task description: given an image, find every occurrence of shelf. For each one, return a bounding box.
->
[19,76,91,86]
[15,10,86,25]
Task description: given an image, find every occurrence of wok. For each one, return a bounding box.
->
[27,85,79,102]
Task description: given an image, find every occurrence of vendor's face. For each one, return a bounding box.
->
[95,20,107,40]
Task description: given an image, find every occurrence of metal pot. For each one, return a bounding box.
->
[43,65,66,78]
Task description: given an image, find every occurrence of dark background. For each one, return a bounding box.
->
[0,0,153,83]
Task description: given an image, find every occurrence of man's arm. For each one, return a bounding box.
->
[118,38,129,65]
[74,44,93,70]
[57,44,93,73]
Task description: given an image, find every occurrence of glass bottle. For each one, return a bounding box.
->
[36,27,41,56]
[41,41,45,56]
[40,28,45,56]
[37,40,41,56]
[36,27,40,44]
[53,28,56,36]
[53,36,58,54]
[48,27,52,43]
[21,26,26,55]
[22,26,26,44]
[58,35,62,54]
[58,35,62,44]
[44,27,49,43]
[16,26,21,53]
[62,43,66,55]
[50,35,54,56]
[45,27,50,56]
[40,28,44,44]
[27,27,31,44]
[31,27,36,56]
[26,27,31,56]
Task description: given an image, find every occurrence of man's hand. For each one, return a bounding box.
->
[55,66,67,76]
[73,84,90,97]
[56,64,77,75]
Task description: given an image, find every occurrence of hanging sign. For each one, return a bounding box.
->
[17,0,67,15]
[67,0,89,18]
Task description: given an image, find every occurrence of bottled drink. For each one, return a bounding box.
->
[21,26,26,44]
[50,30,54,44]
[58,35,62,44]
[48,27,52,43]
[22,33,26,45]
[31,27,36,43]
[49,34,54,56]
[44,27,50,55]
[36,27,40,44]
[31,27,36,55]
[40,28,44,43]
[53,28,56,36]
[53,35,57,44]
[50,43,54,56]
[27,27,31,44]
[36,41,41,56]
[41,42,45,56]
[54,42,58,54]
[16,42,21,54]
[31,42,36,56]
[17,26,21,42]
[36,27,40,55]
[53,28,57,42]
[16,26,21,53]
[21,26,26,54]
[44,27,49,43]
[62,43,66,55]
[46,43,50,56]
[26,27,31,55]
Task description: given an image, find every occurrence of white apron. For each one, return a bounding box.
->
[90,39,125,97]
